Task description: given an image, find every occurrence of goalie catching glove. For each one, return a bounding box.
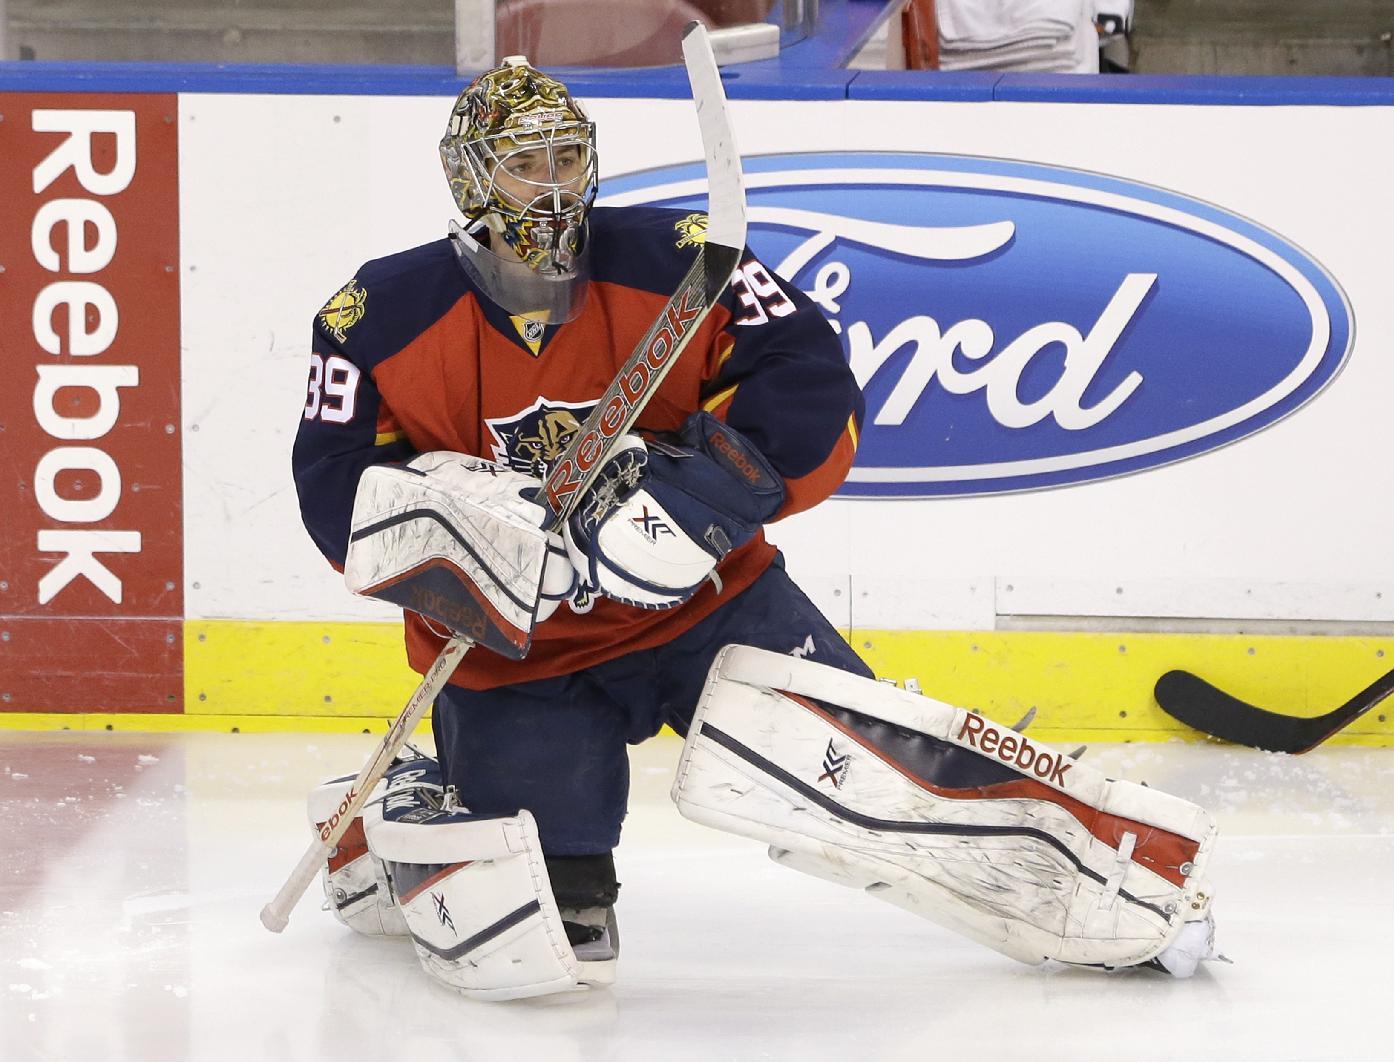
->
[563,412,785,610]
[344,452,577,657]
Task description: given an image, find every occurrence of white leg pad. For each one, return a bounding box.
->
[673,645,1218,970]
[307,774,409,937]
[366,808,584,1001]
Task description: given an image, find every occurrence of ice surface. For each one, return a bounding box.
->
[1,731,1390,1061]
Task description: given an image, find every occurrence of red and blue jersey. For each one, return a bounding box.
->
[293,205,863,690]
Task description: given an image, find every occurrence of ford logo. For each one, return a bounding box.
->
[601,152,1353,496]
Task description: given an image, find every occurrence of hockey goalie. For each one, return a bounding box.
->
[290,53,1220,1001]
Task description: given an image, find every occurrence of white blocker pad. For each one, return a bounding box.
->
[365,807,586,1001]
[673,646,1218,970]
[344,452,552,659]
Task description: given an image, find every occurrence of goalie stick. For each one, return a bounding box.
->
[1153,665,1394,754]
[261,20,747,933]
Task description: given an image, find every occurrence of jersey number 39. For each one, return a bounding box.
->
[304,353,360,423]
[730,260,795,326]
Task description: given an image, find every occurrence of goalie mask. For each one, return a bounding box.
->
[440,56,598,322]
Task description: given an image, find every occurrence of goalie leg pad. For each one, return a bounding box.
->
[365,782,597,1001]
[309,773,403,936]
[307,750,444,937]
[672,645,1219,971]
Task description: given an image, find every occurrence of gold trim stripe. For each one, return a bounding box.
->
[701,384,738,414]
[856,629,1393,746]
[183,620,420,716]
[1,623,1388,745]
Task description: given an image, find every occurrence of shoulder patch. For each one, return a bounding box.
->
[674,212,708,249]
[318,278,368,342]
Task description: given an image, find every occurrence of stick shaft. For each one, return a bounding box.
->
[539,24,744,524]
[259,635,469,932]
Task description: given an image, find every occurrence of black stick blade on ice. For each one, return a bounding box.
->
[1154,666,1394,754]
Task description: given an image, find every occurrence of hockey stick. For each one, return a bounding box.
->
[261,21,745,933]
[1153,665,1394,754]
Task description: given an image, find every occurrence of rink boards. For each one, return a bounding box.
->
[2,71,1393,743]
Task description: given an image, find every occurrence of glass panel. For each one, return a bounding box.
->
[2,0,787,68]
[494,0,780,69]
[6,0,458,64]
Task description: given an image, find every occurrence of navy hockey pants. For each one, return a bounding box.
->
[430,556,873,854]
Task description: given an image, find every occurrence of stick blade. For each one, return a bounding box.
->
[1154,669,1308,752]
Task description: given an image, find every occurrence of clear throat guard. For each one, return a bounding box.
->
[448,217,590,323]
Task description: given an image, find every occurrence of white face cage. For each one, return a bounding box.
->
[461,120,598,277]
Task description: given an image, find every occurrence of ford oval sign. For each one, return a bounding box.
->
[601,152,1354,497]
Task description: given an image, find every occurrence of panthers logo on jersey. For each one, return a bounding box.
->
[484,396,598,477]
[674,212,708,249]
[318,279,367,342]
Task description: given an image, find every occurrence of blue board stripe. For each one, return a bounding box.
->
[3,58,1392,107]
[0,58,852,99]
[993,72,1394,107]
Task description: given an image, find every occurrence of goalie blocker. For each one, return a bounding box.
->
[343,452,577,657]
[673,646,1219,974]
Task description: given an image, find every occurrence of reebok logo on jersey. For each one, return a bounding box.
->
[958,713,1072,787]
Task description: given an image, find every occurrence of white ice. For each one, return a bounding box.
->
[2,732,1391,1061]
